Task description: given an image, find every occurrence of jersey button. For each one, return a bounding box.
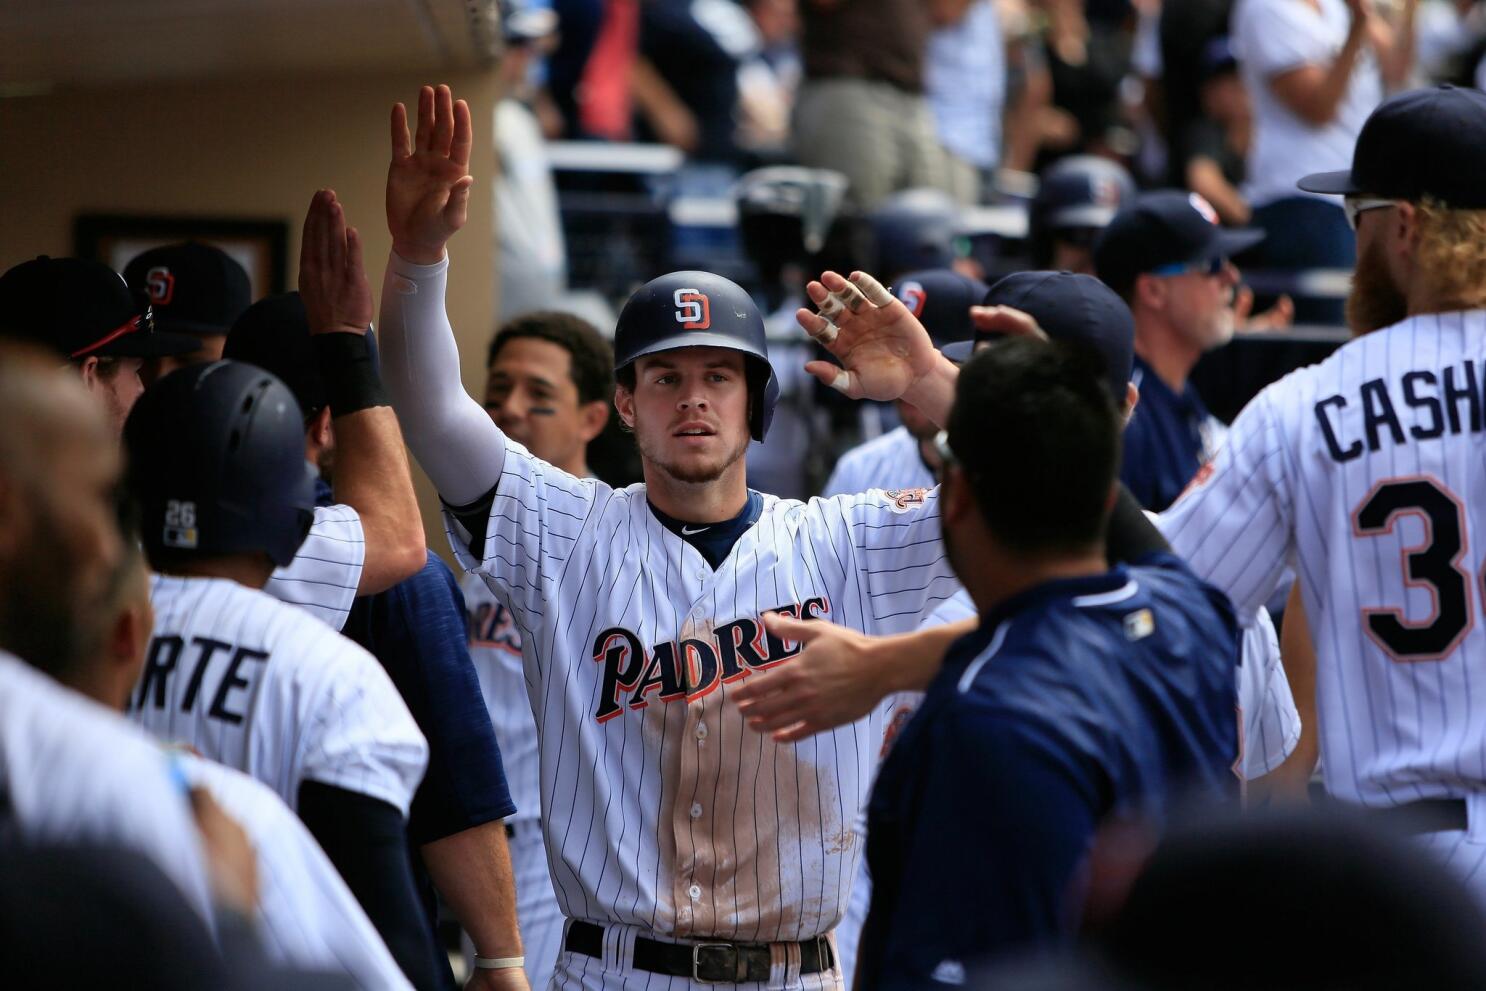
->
[690,802,703,819]
[695,722,708,740]
[688,884,702,900]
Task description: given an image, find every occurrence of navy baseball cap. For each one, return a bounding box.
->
[1297,85,1486,207]
[894,269,988,350]
[124,242,252,338]
[1033,155,1136,231]
[1093,190,1265,297]
[223,292,326,417]
[944,271,1134,403]
[0,256,202,361]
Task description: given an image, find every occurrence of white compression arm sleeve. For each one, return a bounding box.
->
[378,252,506,506]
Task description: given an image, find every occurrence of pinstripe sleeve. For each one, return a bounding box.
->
[298,632,430,816]
[1160,387,1296,619]
[833,487,960,634]
[266,504,366,631]
[1238,606,1300,779]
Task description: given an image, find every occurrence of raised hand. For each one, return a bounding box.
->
[387,84,474,264]
[299,189,372,336]
[969,304,1049,342]
[796,270,945,403]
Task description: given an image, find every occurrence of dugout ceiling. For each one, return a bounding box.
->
[0,0,501,92]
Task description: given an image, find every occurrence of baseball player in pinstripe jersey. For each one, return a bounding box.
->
[121,359,444,987]
[463,310,616,991]
[0,346,215,923]
[380,85,962,989]
[58,535,413,990]
[1162,85,1486,897]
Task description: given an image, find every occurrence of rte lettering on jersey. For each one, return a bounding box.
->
[1315,361,1485,462]
[132,635,268,724]
[591,597,829,722]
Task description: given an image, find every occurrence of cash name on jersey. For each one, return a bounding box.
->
[591,596,829,722]
[1315,361,1486,462]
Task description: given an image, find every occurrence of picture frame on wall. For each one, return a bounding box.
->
[74,214,289,300]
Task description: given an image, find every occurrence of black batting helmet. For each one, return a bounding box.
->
[124,360,318,569]
[613,271,779,441]
[867,188,961,280]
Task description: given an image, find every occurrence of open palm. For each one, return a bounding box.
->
[387,84,474,264]
[796,270,942,402]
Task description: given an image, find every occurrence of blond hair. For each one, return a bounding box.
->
[1413,196,1486,309]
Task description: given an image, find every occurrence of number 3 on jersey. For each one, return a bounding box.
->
[1352,476,1474,661]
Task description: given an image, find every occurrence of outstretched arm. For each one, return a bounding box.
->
[300,189,427,593]
[732,612,976,741]
[377,84,507,507]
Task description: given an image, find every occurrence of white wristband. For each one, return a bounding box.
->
[474,956,525,970]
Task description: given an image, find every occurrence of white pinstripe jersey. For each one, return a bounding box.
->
[1163,311,1486,805]
[0,652,214,921]
[826,432,1300,780]
[132,575,427,815]
[822,427,933,498]
[447,443,958,943]
[177,754,412,991]
[266,503,366,630]
[461,572,541,823]
[1236,606,1300,779]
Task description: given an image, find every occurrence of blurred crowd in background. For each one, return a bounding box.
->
[498,0,1486,498]
[495,0,1482,320]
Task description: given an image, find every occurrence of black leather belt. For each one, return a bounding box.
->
[565,920,835,984]
[1367,797,1467,835]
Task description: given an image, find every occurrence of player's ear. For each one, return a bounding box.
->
[306,406,333,457]
[578,398,610,444]
[1394,201,1421,255]
[941,466,975,526]
[1133,273,1164,313]
[613,386,636,432]
[77,356,103,392]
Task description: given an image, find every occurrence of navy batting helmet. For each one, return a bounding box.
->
[124,360,318,569]
[867,188,960,280]
[613,271,779,441]
[1030,156,1136,267]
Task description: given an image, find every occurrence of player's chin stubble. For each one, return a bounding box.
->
[1347,238,1409,336]
[641,432,751,486]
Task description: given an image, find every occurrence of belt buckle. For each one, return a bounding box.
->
[692,942,737,985]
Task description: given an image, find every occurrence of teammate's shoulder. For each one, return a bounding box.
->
[176,751,279,809]
[503,438,614,498]
[841,426,916,464]
[0,653,165,768]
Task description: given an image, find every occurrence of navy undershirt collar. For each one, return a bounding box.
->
[649,490,765,569]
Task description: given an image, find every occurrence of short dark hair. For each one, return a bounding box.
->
[947,337,1120,555]
[487,311,615,405]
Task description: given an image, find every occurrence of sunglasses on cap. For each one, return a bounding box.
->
[1149,256,1229,278]
[68,305,157,360]
[1343,196,1397,231]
